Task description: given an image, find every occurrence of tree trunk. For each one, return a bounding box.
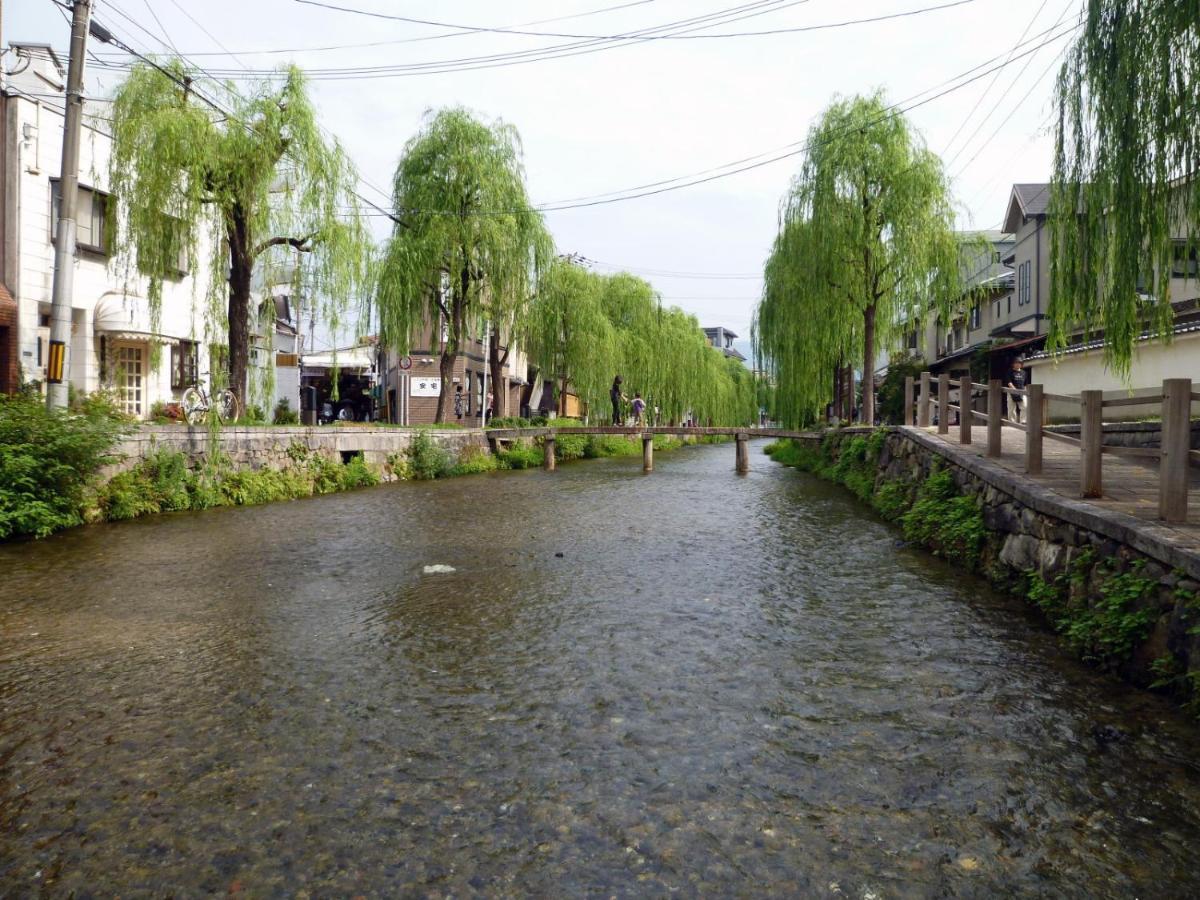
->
[435,346,455,423]
[862,302,876,425]
[227,205,253,407]
[488,323,508,419]
[558,375,568,417]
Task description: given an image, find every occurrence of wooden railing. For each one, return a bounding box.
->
[904,374,1196,524]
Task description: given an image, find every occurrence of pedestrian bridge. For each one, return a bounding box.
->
[483,425,804,473]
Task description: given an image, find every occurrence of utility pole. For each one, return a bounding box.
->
[46,0,91,409]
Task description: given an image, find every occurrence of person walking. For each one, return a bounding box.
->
[453,384,465,422]
[1006,358,1026,423]
[631,392,646,426]
[610,376,627,426]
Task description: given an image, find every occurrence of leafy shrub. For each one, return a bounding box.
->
[497,443,543,469]
[554,432,588,460]
[0,394,129,539]
[450,444,500,476]
[407,430,453,480]
[307,454,346,493]
[273,398,300,425]
[486,416,530,429]
[340,453,380,489]
[239,405,266,425]
[901,468,985,563]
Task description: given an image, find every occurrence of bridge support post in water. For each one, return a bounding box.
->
[543,437,556,471]
[987,380,1002,458]
[642,434,654,472]
[918,372,931,428]
[937,374,950,434]
[959,375,972,444]
[1080,390,1103,498]
[735,433,749,474]
[1161,378,1192,523]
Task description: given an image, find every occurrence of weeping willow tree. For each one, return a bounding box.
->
[523,256,617,415]
[522,260,756,425]
[1049,1,1200,376]
[754,92,965,426]
[108,61,371,405]
[374,107,551,423]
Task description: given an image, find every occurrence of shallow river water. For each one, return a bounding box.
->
[3,441,1200,897]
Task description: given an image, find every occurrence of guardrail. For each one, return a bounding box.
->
[903,374,1196,524]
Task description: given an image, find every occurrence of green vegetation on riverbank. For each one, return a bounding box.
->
[1,395,129,539]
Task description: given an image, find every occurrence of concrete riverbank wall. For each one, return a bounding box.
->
[785,428,1200,701]
[108,425,488,475]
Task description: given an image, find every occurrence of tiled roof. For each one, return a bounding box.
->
[1013,183,1051,217]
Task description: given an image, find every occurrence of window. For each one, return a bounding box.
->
[50,179,109,254]
[171,340,199,390]
[1172,242,1198,279]
[992,251,1001,264]
[112,344,145,416]
[969,303,981,330]
[1016,261,1032,307]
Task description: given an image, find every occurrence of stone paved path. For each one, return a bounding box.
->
[912,423,1200,557]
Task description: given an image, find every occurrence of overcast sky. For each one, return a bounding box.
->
[6,0,1075,346]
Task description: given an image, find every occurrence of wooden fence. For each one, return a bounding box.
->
[903,373,1197,524]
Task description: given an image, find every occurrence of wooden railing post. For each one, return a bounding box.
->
[1024,383,1043,475]
[904,375,915,427]
[937,373,950,435]
[1080,390,1103,498]
[918,372,931,428]
[1160,378,1191,523]
[735,433,749,474]
[959,375,972,444]
[543,436,556,471]
[987,380,1002,458]
[642,434,654,473]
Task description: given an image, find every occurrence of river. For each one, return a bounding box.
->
[2,440,1200,897]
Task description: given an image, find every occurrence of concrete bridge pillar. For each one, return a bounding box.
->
[735,433,749,474]
[543,436,556,471]
[642,434,654,472]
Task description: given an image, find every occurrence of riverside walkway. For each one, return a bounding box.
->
[904,371,1200,563]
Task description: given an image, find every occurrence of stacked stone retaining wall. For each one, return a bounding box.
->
[108,425,488,476]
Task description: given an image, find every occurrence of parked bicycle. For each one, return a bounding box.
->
[181,375,240,425]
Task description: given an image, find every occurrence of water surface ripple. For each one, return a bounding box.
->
[2,442,1200,897]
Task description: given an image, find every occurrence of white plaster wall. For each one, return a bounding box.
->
[11,92,218,414]
[1030,331,1200,420]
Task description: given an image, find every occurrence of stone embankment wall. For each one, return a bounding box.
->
[109,425,487,474]
[791,429,1200,702]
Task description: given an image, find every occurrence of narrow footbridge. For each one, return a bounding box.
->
[483,426,802,473]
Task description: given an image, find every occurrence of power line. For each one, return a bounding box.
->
[291,0,977,42]
[88,0,986,80]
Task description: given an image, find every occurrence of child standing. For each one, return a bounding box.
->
[631,392,646,426]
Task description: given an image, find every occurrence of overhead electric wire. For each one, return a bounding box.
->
[291,0,977,42]
[86,0,810,80]
[88,0,976,59]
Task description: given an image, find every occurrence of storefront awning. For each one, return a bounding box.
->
[94,293,185,343]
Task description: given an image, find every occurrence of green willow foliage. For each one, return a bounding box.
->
[754,92,967,427]
[108,61,371,403]
[373,107,552,422]
[1050,1,1200,377]
[524,260,757,425]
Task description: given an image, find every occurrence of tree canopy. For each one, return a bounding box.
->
[108,62,371,405]
[373,107,552,422]
[524,259,757,426]
[754,92,966,426]
[1049,0,1200,376]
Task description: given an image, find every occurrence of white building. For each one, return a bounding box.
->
[2,43,224,417]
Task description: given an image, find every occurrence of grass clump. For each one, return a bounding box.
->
[900,467,985,563]
[450,444,500,476]
[497,443,543,469]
